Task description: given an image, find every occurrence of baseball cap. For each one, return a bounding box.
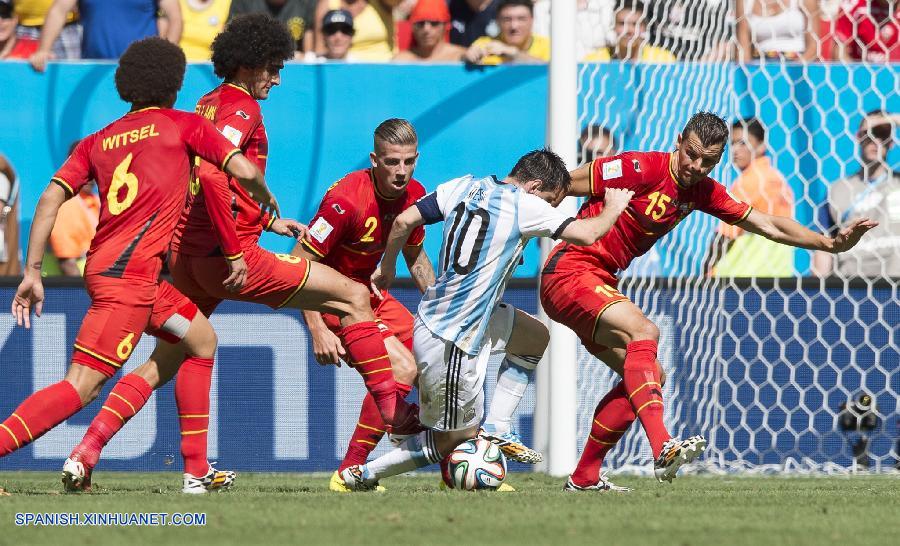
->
[322,9,354,33]
[409,0,451,24]
[0,0,14,20]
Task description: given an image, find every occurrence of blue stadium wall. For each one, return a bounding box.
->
[2,62,900,277]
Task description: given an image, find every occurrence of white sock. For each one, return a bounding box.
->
[484,354,540,434]
[363,430,441,482]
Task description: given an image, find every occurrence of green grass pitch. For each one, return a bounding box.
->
[1,472,898,545]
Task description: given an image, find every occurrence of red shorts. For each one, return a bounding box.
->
[540,268,629,356]
[321,290,414,346]
[72,276,198,377]
[169,245,311,316]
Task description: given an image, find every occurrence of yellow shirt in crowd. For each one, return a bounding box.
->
[584,45,676,62]
[327,0,395,62]
[179,0,231,61]
[470,34,551,65]
[15,0,77,26]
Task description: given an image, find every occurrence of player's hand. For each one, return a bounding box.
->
[602,188,635,215]
[270,218,308,241]
[12,276,45,329]
[223,256,248,292]
[251,185,280,218]
[830,217,879,253]
[29,50,54,72]
[310,328,346,366]
[371,264,396,295]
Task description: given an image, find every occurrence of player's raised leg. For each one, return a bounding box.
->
[593,301,705,482]
[281,260,420,433]
[481,308,547,464]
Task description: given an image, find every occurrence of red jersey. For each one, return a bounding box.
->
[52,107,240,281]
[545,151,752,274]
[171,83,272,259]
[301,169,426,284]
[835,0,900,62]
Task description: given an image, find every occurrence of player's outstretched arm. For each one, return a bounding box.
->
[223,153,280,217]
[12,183,68,328]
[559,188,634,245]
[402,245,435,293]
[371,206,426,293]
[738,209,878,252]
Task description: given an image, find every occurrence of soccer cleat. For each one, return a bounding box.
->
[338,465,381,492]
[62,454,93,493]
[563,474,632,493]
[479,428,543,464]
[330,470,386,493]
[653,435,707,483]
[182,466,236,494]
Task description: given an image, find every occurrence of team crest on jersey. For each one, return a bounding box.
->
[332,203,345,215]
[221,125,243,146]
[236,110,250,120]
[632,159,641,172]
[309,217,334,243]
[602,159,623,180]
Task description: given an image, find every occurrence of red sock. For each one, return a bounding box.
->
[570,382,635,487]
[623,340,669,458]
[1,381,83,457]
[72,374,152,467]
[339,383,412,471]
[175,356,214,477]
[339,321,407,426]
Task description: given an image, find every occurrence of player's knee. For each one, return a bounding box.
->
[184,319,218,359]
[629,320,660,343]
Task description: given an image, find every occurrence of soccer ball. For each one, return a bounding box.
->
[441,438,507,491]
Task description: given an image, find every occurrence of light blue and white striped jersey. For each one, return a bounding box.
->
[416,175,573,355]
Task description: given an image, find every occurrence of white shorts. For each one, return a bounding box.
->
[415,303,516,432]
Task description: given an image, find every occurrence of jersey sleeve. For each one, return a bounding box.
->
[196,161,243,260]
[212,98,260,150]
[517,192,574,239]
[698,179,753,225]
[589,152,645,196]
[51,136,94,196]
[300,187,355,258]
[181,114,242,173]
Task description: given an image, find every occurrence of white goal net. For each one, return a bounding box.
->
[559,0,900,474]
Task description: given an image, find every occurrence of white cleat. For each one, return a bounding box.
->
[62,456,93,492]
[338,465,380,492]
[653,435,707,483]
[563,474,632,493]
[182,466,236,494]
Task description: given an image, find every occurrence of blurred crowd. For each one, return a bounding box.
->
[1,1,899,65]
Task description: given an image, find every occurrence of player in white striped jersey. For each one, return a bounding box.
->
[339,149,634,491]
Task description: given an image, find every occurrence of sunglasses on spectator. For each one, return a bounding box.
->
[858,125,893,142]
[323,24,354,36]
[0,4,13,19]
[413,20,445,29]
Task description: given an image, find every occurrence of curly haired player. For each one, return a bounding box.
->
[4,38,276,490]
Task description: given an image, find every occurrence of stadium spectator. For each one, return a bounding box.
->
[449,0,498,47]
[464,0,549,65]
[832,0,900,62]
[48,142,99,277]
[0,152,19,276]
[229,0,315,56]
[179,0,231,61]
[735,0,820,61]
[393,0,464,62]
[30,0,182,71]
[703,118,795,277]
[318,8,354,60]
[648,0,731,61]
[313,0,400,62]
[1,0,35,59]
[584,0,676,62]
[12,0,81,61]
[814,111,900,278]
[532,0,614,61]
[578,124,618,165]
